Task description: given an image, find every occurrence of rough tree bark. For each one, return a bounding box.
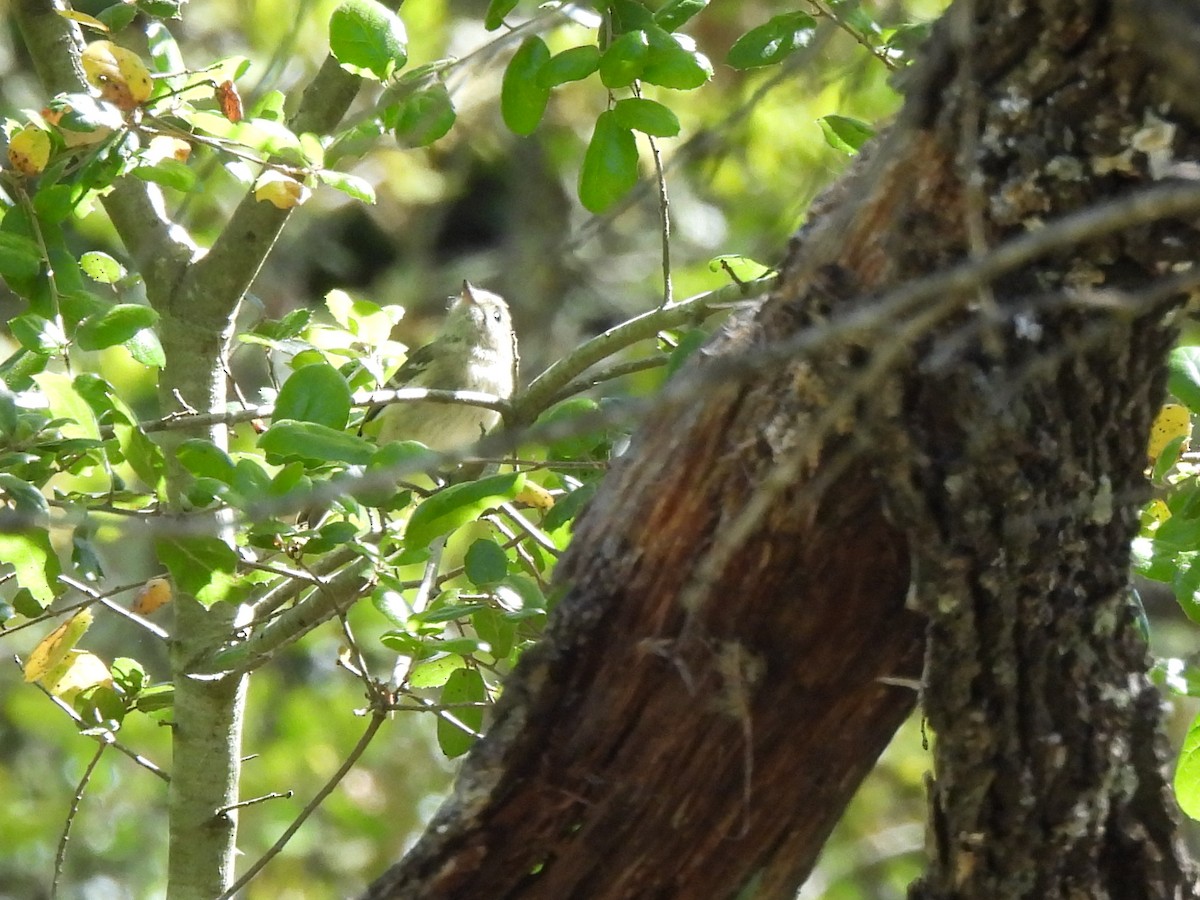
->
[366,1,1200,897]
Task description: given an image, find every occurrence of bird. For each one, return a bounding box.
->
[360,281,516,451]
[300,282,516,529]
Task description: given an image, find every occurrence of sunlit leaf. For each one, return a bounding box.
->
[24,609,92,682]
[275,363,352,430]
[406,472,525,547]
[156,536,238,608]
[818,114,875,154]
[260,420,375,465]
[611,97,680,137]
[653,0,708,32]
[1169,346,1200,413]
[728,12,817,69]
[75,304,159,350]
[329,0,408,80]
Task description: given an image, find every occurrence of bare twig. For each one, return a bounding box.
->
[215,709,388,900]
[51,742,106,900]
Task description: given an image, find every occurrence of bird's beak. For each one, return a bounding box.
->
[461,281,478,305]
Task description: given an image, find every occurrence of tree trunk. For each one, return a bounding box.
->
[366,1,1200,897]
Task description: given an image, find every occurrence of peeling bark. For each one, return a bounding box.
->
[366,1,1200,897]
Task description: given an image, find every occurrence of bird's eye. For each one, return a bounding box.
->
[492,309,503,322]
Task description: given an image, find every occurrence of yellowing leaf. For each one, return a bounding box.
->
[131,577,172,615]
[42,650,112,704]
[1144,498,1170,527]
[24,609,94,683]
[1148,403,1191,461]
[254,170,311,209]
[8,125,52,176]
[82,40,154,110]
[515,481,555,511]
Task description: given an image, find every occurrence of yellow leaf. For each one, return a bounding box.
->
[254,170,311,209]
[42,650,112,704]
[1143,498,1170,527]
[131,577,172,615]
[1148,403,1191,461]
[515,481,555,511]
[57,9,110,31]
[8,125,51,176]
[82,40,153,110]
[23,609,94,683]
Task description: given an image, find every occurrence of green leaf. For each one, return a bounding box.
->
[664,327,709,379]
[177,439,238,483]
[0,531,60,607]
[72,527,105,582]
[405,472,525,547]
[407,654,464,688]
[329,0,408,80]
[483,0,518,30]
[473,607,515,658]
[393,83,457,148]
[359,440,438,507]
[579,110,639,214]
[80,251,127,285]
[111,657,147,697]
[132,159,197,192]
[1170,346,1200,413]
[0,231,44,283]
[609,0,655,32]
[437,668,485,758]
[316,169,377,203]
[75,304,160,351]
[33,372,100,440]
[542,479,597,533]
[654,0,708,32]
[156,536,238,608]
[125,328,166,368]
[1176,711,1200,819]
[0,473,50,519]
[611,97,680,137]
[33,185,77,225]
[599,30,649,88]
[708,254,773,282]
[501,36,551,135]
[274,363,352,429]
[146,20,185,75]
[134,683,174,713]
[260,420,375,466]
[642,28,713,89]
[728,12,817,69]
[537,45,601,88]
[10,315,67,354]
[818,114,875,154]
[465,538,508,587]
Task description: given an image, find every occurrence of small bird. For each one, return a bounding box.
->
[361,281,516,451]
[301,283,514,528]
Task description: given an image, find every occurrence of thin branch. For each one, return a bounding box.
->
[214,791,293,816]
[51,742,106,900]
[516,277,771,423]
[193,556,373,676]
[59,575,170,641]
[547,354,669,408]
[22,667,171,783]
[216,709,387,900]
[133,386,511,437]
